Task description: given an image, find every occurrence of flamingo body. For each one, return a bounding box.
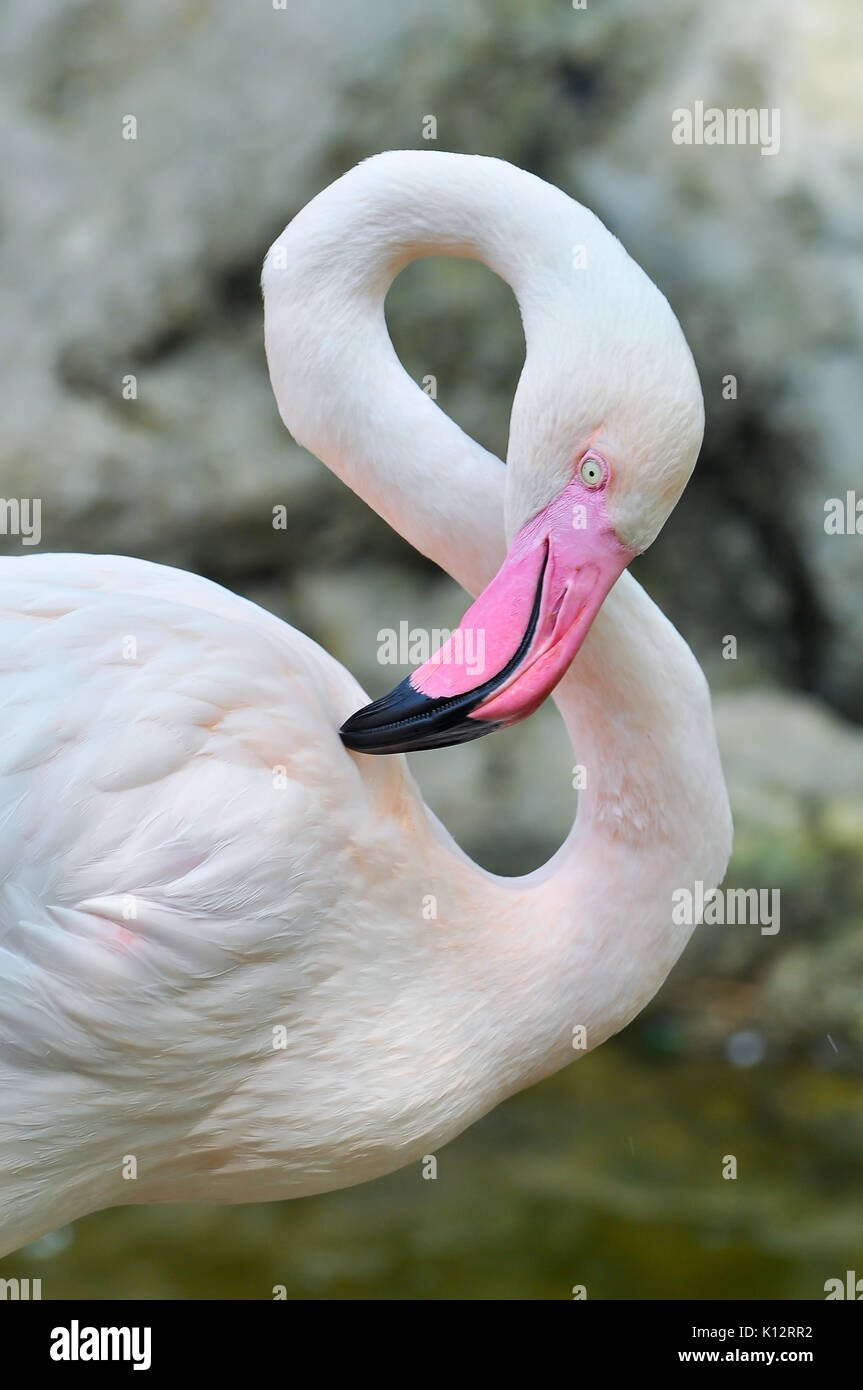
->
[0,153,732,1255]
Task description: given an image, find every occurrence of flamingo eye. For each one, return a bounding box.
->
[579,455,605,489]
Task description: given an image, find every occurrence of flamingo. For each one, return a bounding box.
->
[0,151,731,1257]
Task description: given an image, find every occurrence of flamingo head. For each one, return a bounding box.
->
[341,267,704,755]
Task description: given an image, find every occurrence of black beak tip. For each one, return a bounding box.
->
[341,546,547,756]
[339,676,499,755]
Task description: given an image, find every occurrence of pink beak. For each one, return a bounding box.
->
[341,474,635,754]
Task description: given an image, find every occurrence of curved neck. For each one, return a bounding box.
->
[263,152,732,1067]
[264,151,614,597]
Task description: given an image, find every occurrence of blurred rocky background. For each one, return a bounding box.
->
[1,0,861,1298]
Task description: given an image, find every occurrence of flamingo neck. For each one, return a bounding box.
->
[264,149,620,596]
[514,572,731,1068]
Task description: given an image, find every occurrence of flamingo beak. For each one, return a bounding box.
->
[340,478,635,755]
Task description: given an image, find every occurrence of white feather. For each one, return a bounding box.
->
[0,154,731,1254]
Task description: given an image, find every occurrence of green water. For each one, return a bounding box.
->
[3,1043,861,1299]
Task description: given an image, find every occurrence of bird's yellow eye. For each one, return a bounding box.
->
[580,456,604,488]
